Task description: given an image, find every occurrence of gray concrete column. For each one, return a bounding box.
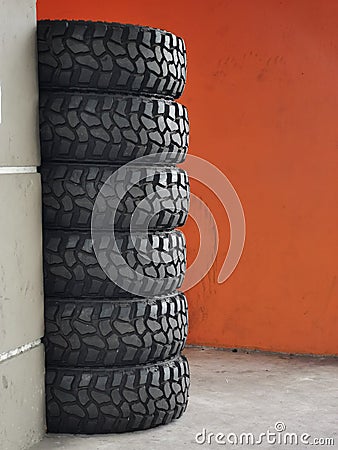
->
[0,1,45,449]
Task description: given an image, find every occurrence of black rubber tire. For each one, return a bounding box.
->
[41,164,189,231]
[37,20,186,99]
[46,355,189,433]
[44,229,186,298]
[44,292,188,366]
[39,92,189,164]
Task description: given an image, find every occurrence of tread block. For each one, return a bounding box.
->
[41,164,189,231]
[44,230,186,298]
[46,355,190,433]
[44,292,188,366]
[39,92,189,164]
[38,20,187,99]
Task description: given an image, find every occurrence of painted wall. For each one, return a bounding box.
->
[37,0,338,355]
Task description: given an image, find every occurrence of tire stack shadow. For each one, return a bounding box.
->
[37,19,190,433]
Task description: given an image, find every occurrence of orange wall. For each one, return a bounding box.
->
[37,0,338,355]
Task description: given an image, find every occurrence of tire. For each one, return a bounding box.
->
[46,355,190,433]
[44,291,188,366]
[44,229,186,298]
[37,20,186,99]
[41,164,189,231]
[39,92,189,164]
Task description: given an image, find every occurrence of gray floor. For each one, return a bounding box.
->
[31,347,338,449]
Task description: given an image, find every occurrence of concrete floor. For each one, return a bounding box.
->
[31,347,338,449]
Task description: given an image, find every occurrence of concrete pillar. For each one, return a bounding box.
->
[0,1,45,449]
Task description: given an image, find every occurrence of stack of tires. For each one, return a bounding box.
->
[37,20,190,433]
